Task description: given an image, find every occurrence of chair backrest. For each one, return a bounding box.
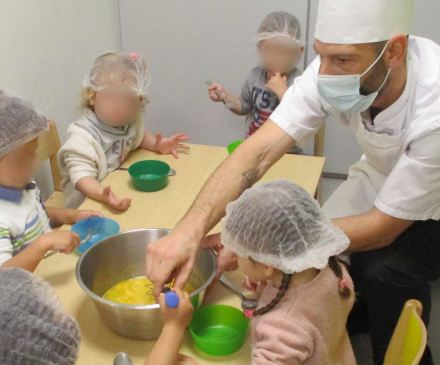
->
[36,120,62,192]
[384,299,428,365]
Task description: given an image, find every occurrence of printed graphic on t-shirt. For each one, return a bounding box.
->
[246,86,280,137]
[106,137,133,169]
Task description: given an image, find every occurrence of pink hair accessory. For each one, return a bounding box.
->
[129,53,138,59]
[244,309,255,319]
[339,279,347,288]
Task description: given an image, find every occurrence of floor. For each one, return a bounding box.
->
[322,178,440,364]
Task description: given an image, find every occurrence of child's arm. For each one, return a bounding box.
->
[140,131,190,159]
[208,83,244,116]
[45,206,103,229]
[76,177,131,211]
[265,72,289,100]
[144,288,196,365]
[0,230,80,272]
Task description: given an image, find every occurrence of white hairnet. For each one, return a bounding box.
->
[256,11,306,46]
[0,268,81,365]
[82,52,151,98]
[221,180,350,274]
[0,90,48,158]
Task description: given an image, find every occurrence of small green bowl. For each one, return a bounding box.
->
[128,160,170,192]
[189,305,249,356]
[227,140,244,155]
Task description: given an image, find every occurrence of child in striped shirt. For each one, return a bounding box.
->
[0,90,102,272]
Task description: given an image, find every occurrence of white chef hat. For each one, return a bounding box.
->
[315,0,414,44]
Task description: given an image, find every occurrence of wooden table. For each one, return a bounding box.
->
[35,144,325,365]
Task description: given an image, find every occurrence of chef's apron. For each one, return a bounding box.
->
[322,111,407,219]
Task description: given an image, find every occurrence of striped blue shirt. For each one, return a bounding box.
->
[0,183,51,266]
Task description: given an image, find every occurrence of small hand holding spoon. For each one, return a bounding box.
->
[220,275,258,310]
[206,81,238,110]
[43,228,94,259]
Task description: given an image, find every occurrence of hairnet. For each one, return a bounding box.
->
[0,90,48,158]
[256,11,306,46]
[0,268,81,365]
[221,180,350,273]
[82,52,151,98]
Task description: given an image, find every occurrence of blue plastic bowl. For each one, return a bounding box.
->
[71,217,120,255]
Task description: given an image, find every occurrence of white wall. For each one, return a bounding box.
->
[118,0,312,152]
[0,0,118,199]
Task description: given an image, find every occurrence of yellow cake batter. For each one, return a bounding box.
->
[103,276,195,305]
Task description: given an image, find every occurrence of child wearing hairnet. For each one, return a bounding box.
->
[149,180,357,365]
[208,12,304,153]
[58,52,190,210]
[0,268,81,365]
[0,268,196,365]
[0,90,102,272]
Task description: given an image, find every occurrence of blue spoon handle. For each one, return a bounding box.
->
[165,291,179,308]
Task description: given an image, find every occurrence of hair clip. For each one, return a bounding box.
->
[339,279,347,288]
[244,309,255,319]
[129,53,138,59]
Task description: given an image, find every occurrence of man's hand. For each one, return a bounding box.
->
[265,72,288,100]
[146,230,199,298]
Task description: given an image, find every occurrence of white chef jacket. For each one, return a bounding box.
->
[270,36,440,221]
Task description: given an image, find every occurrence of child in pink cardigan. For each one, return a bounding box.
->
[220,179,357,364]
[141,180,356,365]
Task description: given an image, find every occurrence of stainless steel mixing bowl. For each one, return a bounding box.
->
[76,228,217,340]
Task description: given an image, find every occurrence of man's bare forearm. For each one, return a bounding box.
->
[332,207,414,252]
[175,120,295,243]
[175,152,262,241]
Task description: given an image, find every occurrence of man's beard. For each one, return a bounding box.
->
[359,58,389,96]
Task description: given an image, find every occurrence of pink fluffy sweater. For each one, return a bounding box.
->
[251,266,357,365]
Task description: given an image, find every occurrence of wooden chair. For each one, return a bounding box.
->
[384,299,428,365]
[36,120,64,208]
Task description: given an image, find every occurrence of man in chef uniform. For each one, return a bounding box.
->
[146,0,440,363]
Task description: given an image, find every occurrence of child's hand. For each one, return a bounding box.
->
[154,132,190,159]
[40,231,80,254]
[242,276,268,296]
[176,354,200,365]
[158,288,194,329]
[265,72,288,99]
[208,83,226,102]
[72,210,103,223]
[102,186,131,211]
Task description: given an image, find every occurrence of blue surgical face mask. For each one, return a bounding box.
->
[317,41,390,113]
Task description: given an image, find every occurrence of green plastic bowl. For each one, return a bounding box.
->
[189,305,249,356]
[227,140,244,155]
[128,160,170,192]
